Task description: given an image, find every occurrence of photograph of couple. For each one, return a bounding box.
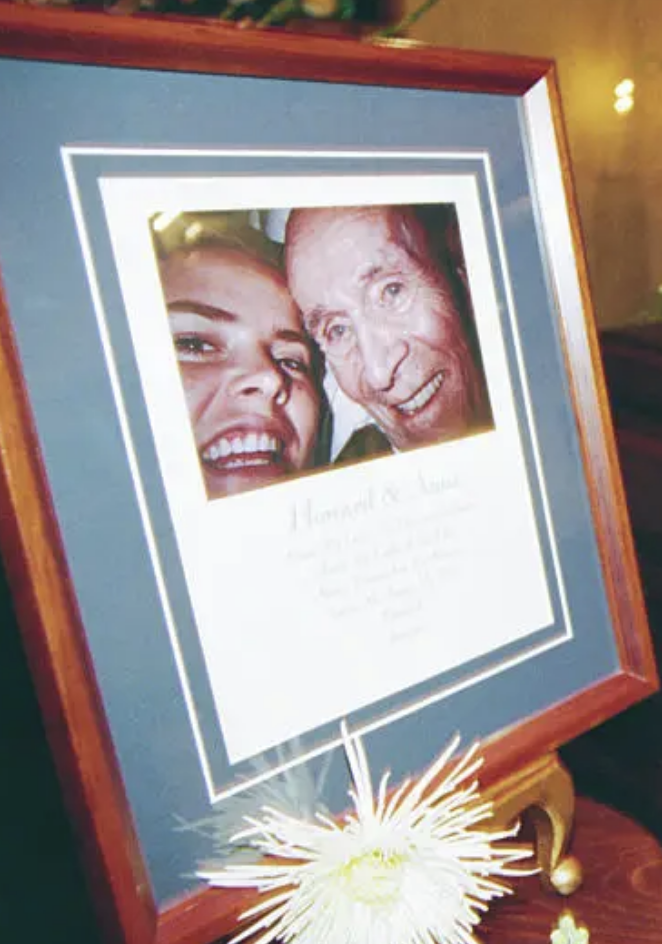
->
[151,202,495,501]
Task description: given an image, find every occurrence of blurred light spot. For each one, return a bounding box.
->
[614,95,634,114]
[152,211,180,233]
[184,221,204,244]
[614,77,635,114]
[614,78,635,97]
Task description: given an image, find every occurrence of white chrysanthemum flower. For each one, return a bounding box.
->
[199,725,533,944]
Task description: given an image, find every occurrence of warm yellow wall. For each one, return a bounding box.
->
[406,0,661,328]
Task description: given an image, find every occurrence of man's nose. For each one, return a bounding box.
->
[356,321,409,391]
[229,350,288,404]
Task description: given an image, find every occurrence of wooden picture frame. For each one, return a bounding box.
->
[0,6,657,944]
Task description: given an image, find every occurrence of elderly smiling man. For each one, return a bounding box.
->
[285,204,492,458]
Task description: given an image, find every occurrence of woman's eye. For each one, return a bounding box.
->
[173,334,220,361]
[278,356,310,376]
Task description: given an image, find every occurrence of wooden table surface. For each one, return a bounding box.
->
[480,796,662,942]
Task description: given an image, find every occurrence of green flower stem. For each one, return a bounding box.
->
[255,0,301,25]
[374,0,443,38]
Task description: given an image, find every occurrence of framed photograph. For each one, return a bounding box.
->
[0,6,657,944]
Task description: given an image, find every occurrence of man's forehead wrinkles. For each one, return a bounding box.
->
[352,239,408,279]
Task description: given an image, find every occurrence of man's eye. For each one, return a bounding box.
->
[324,322,353,346]
[173,334,221,361]
[380,280,407,307]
